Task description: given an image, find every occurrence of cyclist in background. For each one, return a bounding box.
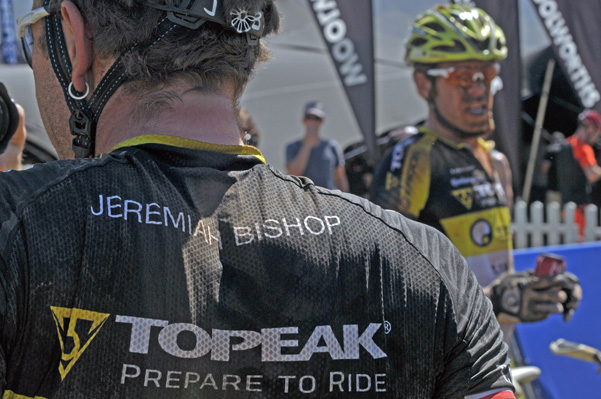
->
[371,4,581,340]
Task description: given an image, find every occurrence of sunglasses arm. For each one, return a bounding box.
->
[426,67,455,79]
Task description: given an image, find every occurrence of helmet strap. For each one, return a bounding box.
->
[45,6,179,158]
[46,11,128,158]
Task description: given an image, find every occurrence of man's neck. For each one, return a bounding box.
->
[424,114,480,149]
[95,85,242,154]
[424,117,493,176]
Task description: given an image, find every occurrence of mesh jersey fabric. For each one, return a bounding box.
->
[0,136,512,398]
[369,127,514,288]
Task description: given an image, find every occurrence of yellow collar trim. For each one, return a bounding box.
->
[419,126,467,149]
[110,134,265,164]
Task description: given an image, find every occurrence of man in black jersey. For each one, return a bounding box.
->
[0,1,514,398]
[370,4,581,339]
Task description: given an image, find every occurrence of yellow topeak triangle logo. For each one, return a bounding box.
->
[452,188,473,210]
[50,307,110,380]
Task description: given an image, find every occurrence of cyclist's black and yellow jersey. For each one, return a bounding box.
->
[0,135,513,398]
[370,127,513,287]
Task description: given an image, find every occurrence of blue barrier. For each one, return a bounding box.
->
[514,242,601,399]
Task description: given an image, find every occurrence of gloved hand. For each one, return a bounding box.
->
[555,272,582,322]
[488,270,582,324]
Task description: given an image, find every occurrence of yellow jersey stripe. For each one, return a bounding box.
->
[399,133,436,217]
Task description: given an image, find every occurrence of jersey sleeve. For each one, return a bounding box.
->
[0,228,26,393]
[0,255,7,389]
[0,173,34,391]
[434,238,515,398]
[573,141,598,169]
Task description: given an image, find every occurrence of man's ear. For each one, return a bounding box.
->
[414,71,433,101]
[61,1,93,93]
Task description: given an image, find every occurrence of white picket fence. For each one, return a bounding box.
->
[512,201,601,249]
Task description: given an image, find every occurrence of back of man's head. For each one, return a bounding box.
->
[43,0,280,100]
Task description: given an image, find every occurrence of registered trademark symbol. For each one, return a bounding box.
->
[383,321,391,334]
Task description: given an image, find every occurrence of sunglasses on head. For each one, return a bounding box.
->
[304,114,323,121]
[426,63,500,88]
[16,5,61,68]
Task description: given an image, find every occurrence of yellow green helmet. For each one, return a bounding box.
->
[405,4,508,65]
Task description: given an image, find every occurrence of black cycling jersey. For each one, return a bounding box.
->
[0,135,513,398]
[370,127,513,288]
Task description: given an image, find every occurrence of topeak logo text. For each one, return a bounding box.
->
[51,307,388,380]
[116,316,387,361]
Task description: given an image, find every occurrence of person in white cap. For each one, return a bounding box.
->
[286,101,349,192]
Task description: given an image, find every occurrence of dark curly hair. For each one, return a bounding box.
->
[39,0,280,102]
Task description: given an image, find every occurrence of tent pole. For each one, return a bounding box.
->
[522,58,556,204]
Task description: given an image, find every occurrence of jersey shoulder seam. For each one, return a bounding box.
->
[266,165,448,274]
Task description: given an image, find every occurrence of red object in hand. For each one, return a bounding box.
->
[534,253,567,277]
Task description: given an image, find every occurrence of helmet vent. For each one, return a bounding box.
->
[433,40,466,54]
[474,39,490,53]
[409,38,428,47]
[423,22,445,33]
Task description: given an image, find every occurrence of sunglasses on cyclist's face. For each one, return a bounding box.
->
[16,5,60,68]
[426,63,500,88]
